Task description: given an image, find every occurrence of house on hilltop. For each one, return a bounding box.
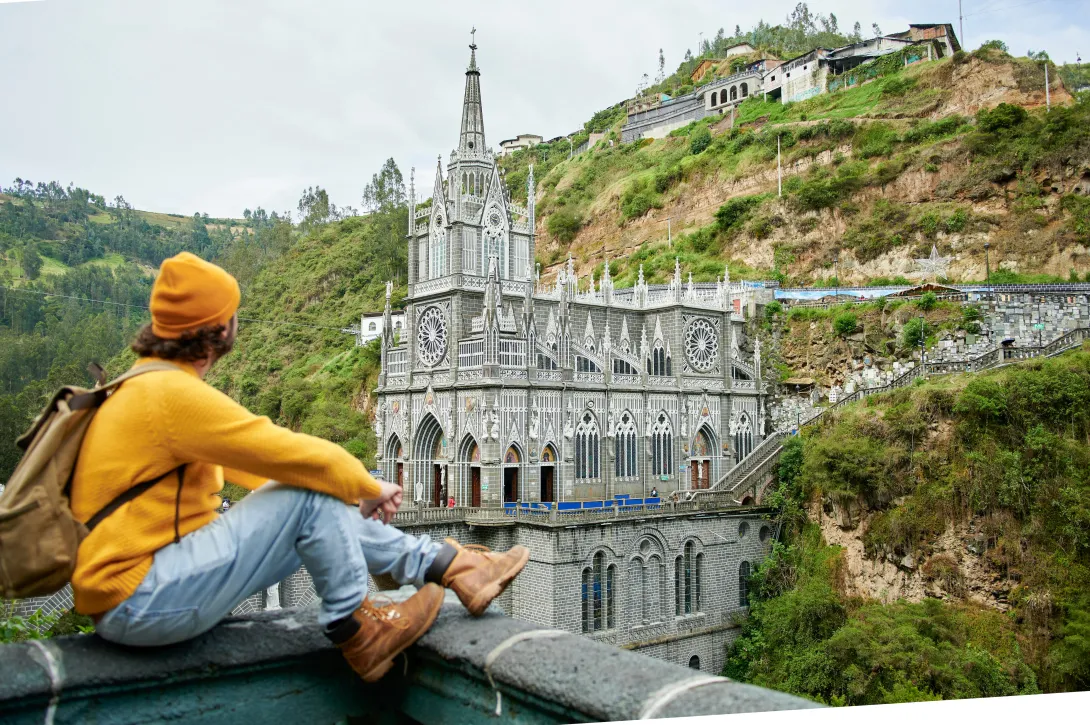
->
[724,42,755,57]
[498,134,543,157]
[623,22,961,141]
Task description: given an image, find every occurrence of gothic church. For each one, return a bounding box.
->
[374,40,768,507]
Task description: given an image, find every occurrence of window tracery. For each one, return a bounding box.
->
[574,411,600,480]
[615,411,638,478]
[651,412,673,477]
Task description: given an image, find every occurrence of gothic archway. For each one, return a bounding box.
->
[503,443,523,503]
[412,414,446,506]
[539,443,558,504]
[457,434,481,507]
[689,426,715,490]
[385,434,404,489]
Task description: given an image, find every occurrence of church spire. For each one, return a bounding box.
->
[459,27,486,155]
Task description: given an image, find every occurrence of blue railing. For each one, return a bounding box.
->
[501,496,664,516]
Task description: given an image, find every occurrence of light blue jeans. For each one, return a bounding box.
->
[94,482,441,647]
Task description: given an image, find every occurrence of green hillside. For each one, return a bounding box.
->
[727,348,1090,701]
[500,47,1089,286]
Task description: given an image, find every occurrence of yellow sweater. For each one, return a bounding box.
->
[70,357,381,615]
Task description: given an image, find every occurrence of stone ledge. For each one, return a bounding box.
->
[0,589,818,723]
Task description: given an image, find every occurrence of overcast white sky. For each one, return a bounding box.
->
[1,0,1086,218]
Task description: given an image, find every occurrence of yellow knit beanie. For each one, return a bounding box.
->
[150,252,241,339]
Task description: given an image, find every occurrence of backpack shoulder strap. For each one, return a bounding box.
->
[85,464,187,534]
[69,362,186,411]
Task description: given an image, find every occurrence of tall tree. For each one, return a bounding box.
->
[21,242,41,280]
[361,158,406,214]
[297,186,339,233]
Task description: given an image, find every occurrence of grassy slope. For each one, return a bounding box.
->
[500,50,1086,286]
[727,346,1090,701]
[199,216,399,476]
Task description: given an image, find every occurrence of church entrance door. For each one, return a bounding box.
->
[470,467,481,507]
[690,460,710,489]
[432,464,443,507]
[503,468,518,503]
[539,465,554,503]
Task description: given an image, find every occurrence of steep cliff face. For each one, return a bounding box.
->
[723,349,1090,702]
[515,52,1087,286]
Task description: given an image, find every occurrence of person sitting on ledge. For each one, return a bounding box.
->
[70,252,529,683]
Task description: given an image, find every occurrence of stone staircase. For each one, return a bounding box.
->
[693,326,1090,504]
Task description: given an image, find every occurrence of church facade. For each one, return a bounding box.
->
[373,41,768,507]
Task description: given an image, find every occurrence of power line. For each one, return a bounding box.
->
[965,0,1053,17]
[0,285,356,333]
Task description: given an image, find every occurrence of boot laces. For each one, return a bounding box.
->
[358,597,411,630]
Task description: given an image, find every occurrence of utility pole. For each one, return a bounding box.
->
[569,136,573,159]
[958,0,964,50]
[984,241,990,283]
[777,135,782,197]
[667,217,672,245]
[919,314,926,376]
[1045,61,1051,111]
[833,252,839,300]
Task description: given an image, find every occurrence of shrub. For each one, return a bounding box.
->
[944,208,969,233]
[764,300,783,321]
[976,103,1028,133]
[547,208,584,242]
[690,126,712,154]
[653,165,683,193]
[978,39,1009,53]
[715,195,765,232]
[749,216,774,240]
[903,316,928,348]
[619,179,661,221]
[833,311,859,336]
[918,291,939,311]
[854,123,899,159]
[882,76,917,96]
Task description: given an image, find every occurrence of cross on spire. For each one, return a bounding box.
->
[470,26,476,47]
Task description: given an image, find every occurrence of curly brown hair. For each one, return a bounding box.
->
[130,322,235,363]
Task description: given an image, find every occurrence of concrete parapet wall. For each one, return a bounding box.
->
[0,591,818,724]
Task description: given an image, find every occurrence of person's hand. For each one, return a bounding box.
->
[359,481,403,524]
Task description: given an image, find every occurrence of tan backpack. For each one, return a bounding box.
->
[0,361,185,599]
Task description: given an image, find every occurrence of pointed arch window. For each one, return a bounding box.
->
[575,356,601,373]
[581,551,614,633]
[650,344,671,377]
[739,560,751,607]
[612,358,637,375]
[615,411,638,478]
[430,220,447,279]
[463,227,478,274]
[651,412,673,477]
[537,353,558,370]
[575,412,600,480]
[733,412,754,461]
[674,541,702,616]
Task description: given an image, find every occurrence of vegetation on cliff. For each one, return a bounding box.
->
[500,45,1086,286]
[726,347,1090,702]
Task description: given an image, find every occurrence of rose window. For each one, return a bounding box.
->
[684,319,718,372]
[417,306,447,367]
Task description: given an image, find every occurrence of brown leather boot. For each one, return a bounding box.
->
[335,583,444,682]
[440,539,530,616]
